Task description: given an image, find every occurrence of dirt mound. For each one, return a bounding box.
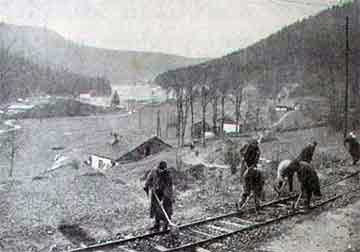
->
[183,163,206,180]
[57,222,96,246]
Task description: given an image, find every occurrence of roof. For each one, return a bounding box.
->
[88,135,172,160]
[192,121,211,127]
[217,115,236,124]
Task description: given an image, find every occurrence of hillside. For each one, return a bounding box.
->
[155,1,360,100]
[0,48,111,104]
[0,23,207,84]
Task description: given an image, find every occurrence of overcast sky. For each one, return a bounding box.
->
[0,0,339,58]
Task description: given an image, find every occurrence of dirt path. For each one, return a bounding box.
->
[260,199,360,252]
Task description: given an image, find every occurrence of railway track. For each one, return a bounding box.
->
[65,171,360,252]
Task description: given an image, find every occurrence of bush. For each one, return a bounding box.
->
[110,91,120,107]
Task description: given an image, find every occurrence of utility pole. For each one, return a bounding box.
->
[156,110,161,137]
[165,95,169,139]
[9,130,15,177]
[344,16,349,138]
[256,107,260,132]
[165,110,169,139]
[201,86,207,148]
[138,107,142,129]
[151,90,155,135]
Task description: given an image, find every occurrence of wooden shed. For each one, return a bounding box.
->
[88,136,172,170]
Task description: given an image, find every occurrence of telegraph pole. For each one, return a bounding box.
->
[138,107,142,129]
[156,110,161,137]
[344,16,349,138]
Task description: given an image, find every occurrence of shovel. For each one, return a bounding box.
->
[152,190,179,235]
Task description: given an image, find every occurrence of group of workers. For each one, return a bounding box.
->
[143,131,360,231]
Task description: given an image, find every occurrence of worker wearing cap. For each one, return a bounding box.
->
[344,132,360,165]
[240,139,261,169]
[144,161,174,231]
[237,165,265,211]
[297,141,317,163]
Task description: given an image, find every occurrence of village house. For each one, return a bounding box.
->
[79,90,96,100]
[87,135,172,171]
[217,115,242,134]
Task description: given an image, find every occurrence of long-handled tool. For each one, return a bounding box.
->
[236,192,254,211]
[293,192,303,209]
[273,179,287,197]
[152,190,179,234]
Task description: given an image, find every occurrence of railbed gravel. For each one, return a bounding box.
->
[57,168,359,252]
[201,190,360,252]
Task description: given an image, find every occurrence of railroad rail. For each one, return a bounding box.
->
[65,171,360,252]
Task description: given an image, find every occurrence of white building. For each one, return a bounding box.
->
[79,93,92,99]
[223,123,241,133]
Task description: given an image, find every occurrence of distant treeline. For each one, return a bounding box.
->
[0,46,112,104]
[155,1,360,131]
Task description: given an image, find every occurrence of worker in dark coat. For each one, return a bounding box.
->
[294,161,322,209]
[297,141,317,163]
[144,161,174,231]
[237,166,265,211]
[344,132,360,165]
[240,139,260,177]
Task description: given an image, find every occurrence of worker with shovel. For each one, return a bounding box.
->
[236,164,265,212]
[144,161,174,232]
[344,131,360,165]
[237,138,263,211]
[239,139,261,178]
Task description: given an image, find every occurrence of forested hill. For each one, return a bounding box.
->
[0,23,207,84]
[155,1,360,100]
[0,48,111,103]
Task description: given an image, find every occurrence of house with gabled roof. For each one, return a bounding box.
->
[87,135,172,171]
[217,115,242,134]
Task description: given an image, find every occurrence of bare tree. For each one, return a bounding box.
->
[230,85,244,133]
[186,66,202,139]
[0,39,17,102]
[211,90,219,135]
[217,63,233,138]
[200,85,210,147]
[180,87,191,146]
[0,127,23,178]
[194,65,214,147]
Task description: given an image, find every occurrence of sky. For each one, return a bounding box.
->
[0,0,340,58]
